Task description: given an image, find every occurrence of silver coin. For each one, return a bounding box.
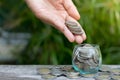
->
[69,27,83,32]
[77,52,89,60]
[67,76,80,79]
[42,74,56,79]
[67,25,80,29]
[100,66,112,72]
[68,72,80,76]
[37,68,51,75]
[93,54,99,64]
[77,56,86,63]
[111,75,120,80]
[60,66,73,72]
[82,74,95,78]
[93,49,100,64]
[51,68,63,76]
[86,59,98,67]
[78,49,95,59]
[65,21,78,26]
[109,68,120,75]
[66,71,80,79]
[95,72,111,80]
[69,27,82,31]
[70,30,83,35]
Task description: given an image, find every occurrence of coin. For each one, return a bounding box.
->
[93,54,99,64]
[37,68,50,75]
[93,49,100,64]
[77,57,85,63]
[99,66,111,72]
[111,75,120,80]
[51,68,63,76]
[60,66,73,72]
[42,74,56,79]
[69,27,83,32]
[67,76,80,79]
[110,68,120,75]
[82,74,95,78]
[70,29,83,34]
[95,72,111,80]
[65,20,83,35]
[78,49,95,59]
[65,21,78,26]
[66,71,80,79]
[86,59,98,67]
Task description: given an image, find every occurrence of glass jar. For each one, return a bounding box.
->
[72,44,102,74]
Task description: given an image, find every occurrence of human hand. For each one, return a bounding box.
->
[25,0,86,44]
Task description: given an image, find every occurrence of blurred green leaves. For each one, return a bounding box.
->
[0,0,120,64]
[74,0,120,64]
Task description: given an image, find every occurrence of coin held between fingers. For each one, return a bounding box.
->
[65,20,84,35]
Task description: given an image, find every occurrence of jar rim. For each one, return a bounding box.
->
[74,43,99,48]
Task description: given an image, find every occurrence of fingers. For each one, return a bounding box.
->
[75,35,83,44]
[52,18,75,42]
[62,26,75,42]
[66,16,86,44]
[63,0,80,20]
[51,15,86,43]
[75,33,86,44]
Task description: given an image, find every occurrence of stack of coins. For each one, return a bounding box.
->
[72,44,101,74]
[65,21,83,35]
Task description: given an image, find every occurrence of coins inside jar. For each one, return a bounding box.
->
[65,20,83,35]
[72,44,102,74]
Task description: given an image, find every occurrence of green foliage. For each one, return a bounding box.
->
[0,0,120,64]
[74,0,120,64]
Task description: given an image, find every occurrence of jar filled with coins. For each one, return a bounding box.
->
[72,44,102,74]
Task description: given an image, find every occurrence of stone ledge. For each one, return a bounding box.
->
[0,65,119,80]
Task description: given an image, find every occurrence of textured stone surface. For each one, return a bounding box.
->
[0,65,119,80]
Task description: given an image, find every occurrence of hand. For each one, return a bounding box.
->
[25,0,86,44]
